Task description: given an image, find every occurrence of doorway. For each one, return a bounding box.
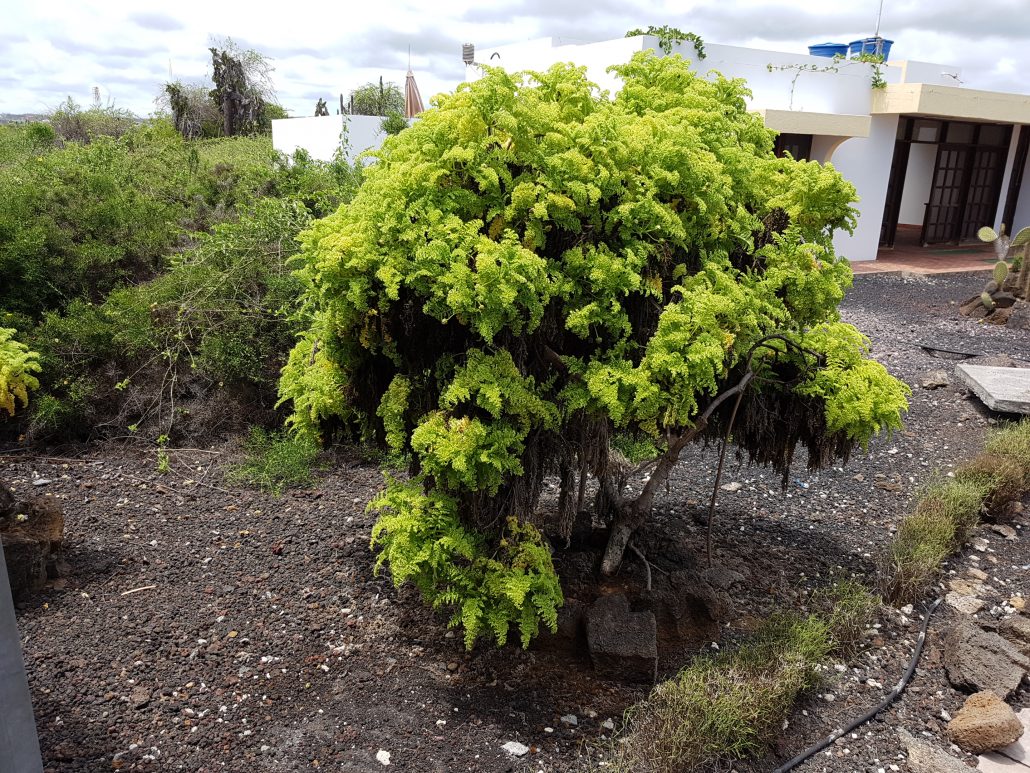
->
[879,118,1012,248]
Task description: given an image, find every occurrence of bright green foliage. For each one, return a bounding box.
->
[281,53,908,646]
[792,323,910,446]
[0,328,41,416]
[370,481,562,648]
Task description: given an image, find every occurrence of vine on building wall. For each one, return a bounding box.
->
[626,25,706,59]
[766,52,885,110]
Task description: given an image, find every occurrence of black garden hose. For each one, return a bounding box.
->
[771,597,943,773]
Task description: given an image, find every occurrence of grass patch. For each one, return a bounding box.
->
[814,578,882,656]
[608,583,878,772]
[226,427,321,495]
[883,476,991,603]
[983,418,1030,482]
[955,452,1024,513]
[882,418,1030,605]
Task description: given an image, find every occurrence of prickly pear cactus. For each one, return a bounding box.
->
[981,291,996,311]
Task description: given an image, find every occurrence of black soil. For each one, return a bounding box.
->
[7,270,1030,772]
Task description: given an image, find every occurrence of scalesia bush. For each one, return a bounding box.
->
[280,52,909,647]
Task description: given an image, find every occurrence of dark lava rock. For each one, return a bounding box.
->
[1,482,65,598]
[585,593,657,683]
[998,614,1030,657]
[943,619,1030,699]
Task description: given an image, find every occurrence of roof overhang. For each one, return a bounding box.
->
[756,109,871,138]
[872,83,1030,124]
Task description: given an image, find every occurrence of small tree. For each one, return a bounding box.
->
[349,77,404,116]
[280,53,909,648]
[379,111,408,135]
[163,39,279,139]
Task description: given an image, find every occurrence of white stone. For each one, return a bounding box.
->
[375,749,391,766]
[945,592,985,615]
[560,714,578,726]
[502,741,530,757]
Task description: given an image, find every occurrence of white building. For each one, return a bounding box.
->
[272,113,397,165]
[468,35,1030,262]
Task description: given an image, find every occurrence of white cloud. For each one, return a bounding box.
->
[2,0,1028,116]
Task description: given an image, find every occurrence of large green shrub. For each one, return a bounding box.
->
[279,52,908,647]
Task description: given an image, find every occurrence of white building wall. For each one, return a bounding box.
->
[271,114,395,164]
[897,143,936,226]
[811,135,847,163]
[477,37,646,96]
[473,37,891,117]
[829,115,901,261]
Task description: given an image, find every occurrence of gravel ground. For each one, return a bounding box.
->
[7,270,1030,772]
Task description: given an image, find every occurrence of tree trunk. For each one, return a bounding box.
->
[600,435,689,576]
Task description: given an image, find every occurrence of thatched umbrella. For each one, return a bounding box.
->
[404,68,424,118]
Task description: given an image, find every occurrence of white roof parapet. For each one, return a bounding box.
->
[873,83,1030,123]
[757,109,871,138]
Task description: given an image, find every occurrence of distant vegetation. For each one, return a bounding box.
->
[0,91,361,443]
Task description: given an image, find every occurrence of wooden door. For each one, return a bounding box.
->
[922,145,969,244]
[960,147,1007,241]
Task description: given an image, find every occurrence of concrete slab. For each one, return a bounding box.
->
[996,708,1030,764]
[955,364,1030,414]
[979,751,1030,770]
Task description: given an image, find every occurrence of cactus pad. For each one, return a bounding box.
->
[1011,226,1030,248]
[981,291,996,310]
[979,226,1000,243]
[994,261,1009,285]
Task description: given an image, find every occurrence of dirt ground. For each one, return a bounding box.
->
[6,270,1030,772]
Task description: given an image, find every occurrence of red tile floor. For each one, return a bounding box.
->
[852,225,998,275]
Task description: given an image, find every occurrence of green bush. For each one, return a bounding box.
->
[279,52,907,647]
[227,427,322,494]
[0,118,360,441]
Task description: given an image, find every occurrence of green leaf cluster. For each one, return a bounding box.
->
[370,481,561,648]
[0,327,41,416]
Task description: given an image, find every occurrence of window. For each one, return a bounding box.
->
[774,133,812,160]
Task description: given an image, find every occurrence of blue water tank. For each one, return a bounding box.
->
[848,37,893,60]
[808,42,849,58]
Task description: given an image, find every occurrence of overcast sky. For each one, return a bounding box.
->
[3,0,1030,117]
